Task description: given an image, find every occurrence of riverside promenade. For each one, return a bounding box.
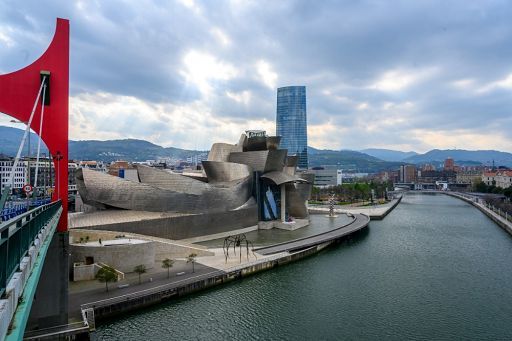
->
[308,195,402,220]
[75,213,370,325]
[443,191,512,236]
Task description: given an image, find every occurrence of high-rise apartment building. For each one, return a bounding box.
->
[444,158,455,171]
[276,86,308,169]
[399,164,417,183]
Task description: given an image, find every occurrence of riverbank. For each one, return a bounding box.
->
[442,191,512,235]
[94,193,512,340]
[308,195,402,220]
[77,214,370,326]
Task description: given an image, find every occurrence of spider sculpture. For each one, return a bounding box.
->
[223,234,257,263]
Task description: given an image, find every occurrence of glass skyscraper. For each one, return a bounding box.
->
[276,86,308,169]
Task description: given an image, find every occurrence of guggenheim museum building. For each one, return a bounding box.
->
[71,131,313,240]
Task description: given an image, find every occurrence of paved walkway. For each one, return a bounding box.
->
[68,260,216,318]
[69,211,372,317]
[308,196,401,219]
[254,213,370,255]
[443,192,512,234]
[69,251,284,317]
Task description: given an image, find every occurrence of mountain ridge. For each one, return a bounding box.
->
[360,148,418,162]
[1,126,511,168]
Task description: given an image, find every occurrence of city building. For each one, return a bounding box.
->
[456,170,482,186]
[78,160,107,172]
[276,86,308,169]
[107,160,138,181]
[399,165,417,183]
[444,158,455,171]
[0,157,26,192]
[187,153,208,166]
[310,167,342,187]
[422,163,436,171]
[494,170,512,189]
[482,171,497,186]
[0,156,79,195]
[417,170,456,185]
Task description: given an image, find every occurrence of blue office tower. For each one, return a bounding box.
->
[276,86,308,169]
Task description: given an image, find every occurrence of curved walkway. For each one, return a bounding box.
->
[308,196,402,220]
[442,191,512,235]
[254,213,370,255]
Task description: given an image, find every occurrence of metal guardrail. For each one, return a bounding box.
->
[1,198,52,222]
[23,321,90,340]
[0,200,61,297]
[452,192,511,223]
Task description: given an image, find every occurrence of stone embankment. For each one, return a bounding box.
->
[308,195,402,220]
[80,214,370,325]
[443,192,512,236]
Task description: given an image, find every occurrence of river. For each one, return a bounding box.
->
[95,193,512,340]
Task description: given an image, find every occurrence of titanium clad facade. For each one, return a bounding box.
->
[276,86,308,169]
[73,130,313,238]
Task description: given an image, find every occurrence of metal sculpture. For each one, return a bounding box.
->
[0,18,69,232]
[223,234,256,263]
[329,192,336,217]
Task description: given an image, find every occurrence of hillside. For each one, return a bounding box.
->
[69,139,202,161]
[2,125,510,169]
[403,149,512,167]
[360,148,418,162]
[0,126,40,156]
[308,147,403,172]
[0,126,204,162]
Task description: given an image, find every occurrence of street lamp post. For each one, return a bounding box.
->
[53,151,63,200]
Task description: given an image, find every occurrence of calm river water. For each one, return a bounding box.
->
[95,193,512,340]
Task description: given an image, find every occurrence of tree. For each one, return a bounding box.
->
[95,265,118,292]
[161,258,175,279]
[311,186,320,201]
[186,253,197,273]
[134,264,147,284]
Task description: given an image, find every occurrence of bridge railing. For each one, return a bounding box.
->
[0,200,61,297]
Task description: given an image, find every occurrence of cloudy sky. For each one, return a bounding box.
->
[0,0,511,153]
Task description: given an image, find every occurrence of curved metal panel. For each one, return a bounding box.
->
[264,149,287,172]
[285,182,312,218]
[202,161,252,182]
[228,150,269,171]
[228,149,287,172]
[137,165,208,195]
[286,155,299,167]
[261,171,308,186]
[77,168,252,214]
[245,136,267,151]
[266,136,281,150]
[207,143,241,162]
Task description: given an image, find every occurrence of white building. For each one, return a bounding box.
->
[0,159,26,192]
[481,171,497,186]
[186,153,208,165]
[78,160,107,172]
[495,170,512,189]
[310,167,342,188]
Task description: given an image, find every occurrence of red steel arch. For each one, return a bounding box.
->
[0,18,69,232]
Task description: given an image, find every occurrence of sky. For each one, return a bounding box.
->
[0,0,511,153]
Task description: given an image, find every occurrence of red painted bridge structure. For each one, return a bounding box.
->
[0,18,69,232]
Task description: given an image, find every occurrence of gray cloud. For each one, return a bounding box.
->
[0,0,511,152]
